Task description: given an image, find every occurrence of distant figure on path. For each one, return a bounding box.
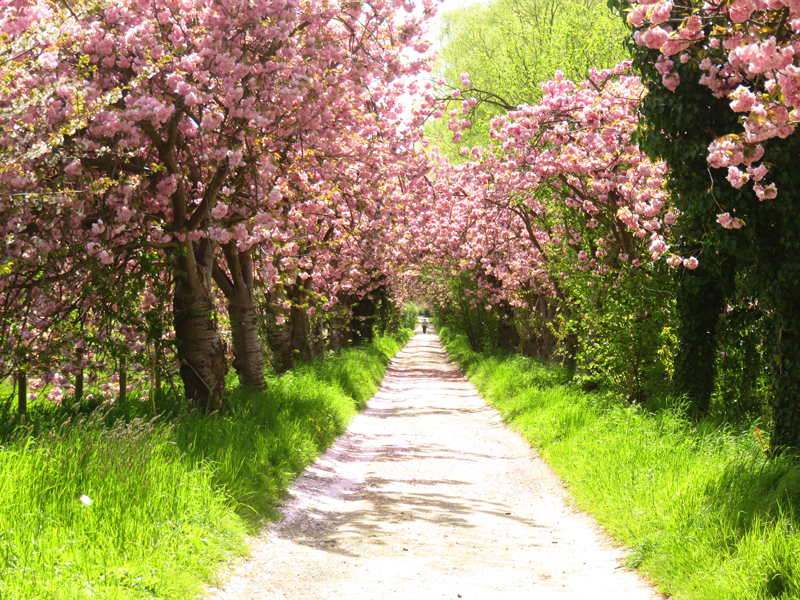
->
[422,319,428,334]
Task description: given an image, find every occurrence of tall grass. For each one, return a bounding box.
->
[0,330,411,600]
[439,326,800,600]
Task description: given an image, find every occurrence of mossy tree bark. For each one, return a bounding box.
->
[213,243,266,389]
[265,284,294,374]
[173,237,227,410]
[672,264,726,417]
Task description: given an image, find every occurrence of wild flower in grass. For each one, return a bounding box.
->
[753,427,770,453]
[79,495,92,506]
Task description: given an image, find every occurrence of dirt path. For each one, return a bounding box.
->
[207,330,663,600]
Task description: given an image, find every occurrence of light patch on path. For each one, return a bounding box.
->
[206,330,664,600]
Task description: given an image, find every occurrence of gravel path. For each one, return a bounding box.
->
[206,329,663,600]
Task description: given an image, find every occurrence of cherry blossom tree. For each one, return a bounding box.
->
[0,0,434,407]
[407,65,677,396]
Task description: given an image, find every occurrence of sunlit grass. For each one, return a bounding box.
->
[0,330,412,599]
[439,327,800,600]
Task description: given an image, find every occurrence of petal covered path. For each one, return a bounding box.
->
[208,330,662,600]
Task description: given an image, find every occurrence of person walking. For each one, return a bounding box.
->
[422,319,428,334]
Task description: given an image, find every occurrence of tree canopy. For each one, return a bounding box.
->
[426,0,629,153]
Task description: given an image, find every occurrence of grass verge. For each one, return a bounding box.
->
[0,330,412,600]
[438,326,800,600]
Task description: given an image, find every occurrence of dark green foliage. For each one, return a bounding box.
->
[711,303,770,420]
[433,272,502,351]
[623,33,744,417]
[672,262,729,417]
[572,267,674,405]
[612,4,800,447]
[350,285,406,344]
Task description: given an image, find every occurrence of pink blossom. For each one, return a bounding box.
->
[728,0,756,23]
[640,26,670,50]
[726,166,750,188]
[655,55,674,76]
[649,0,673,25]
[233,223,247,241]
[64,160,83,176]
[754,182,778,200]
[649,238,668,255]
[662,72,680,91]
[142,292,158,308]
[211,202,228,219]
[208,227,234,244]
[716,212,744,229]
[629,5,647,27]
[729,86,760,113]
[747,164,768,181]
[683,256,699,269]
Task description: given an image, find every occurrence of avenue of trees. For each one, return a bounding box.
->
[5,0,800,451]
[412,0,800,451]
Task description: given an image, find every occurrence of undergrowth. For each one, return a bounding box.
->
[438,326,800,600]
[0,330,411,600]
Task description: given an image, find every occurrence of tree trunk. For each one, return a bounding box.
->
[152,341,161,403]
[173,237,227,410]
[118,355,127,405]
[17,370,26,415]
[673,265,725,417]
[213,244,266,389]
[228,299,266,387]
[770,299,800,453]
[561,304,578,368]
[538,296,558,360]
[265,284,294,373]
[75,369,84,404]
[73,347,84,404]
[351,292,378,345]
[311,313,326,358]
[496,303,518,351]
[291,302,312,363]
[289,278,314,363]
[327,299,351,353]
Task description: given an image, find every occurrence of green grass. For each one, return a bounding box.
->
[0,329,412,600]
[438,327,800,600]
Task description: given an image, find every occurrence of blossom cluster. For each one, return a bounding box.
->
[406,65,684,315]
[0,0,437,391]
[626,0,800,218]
